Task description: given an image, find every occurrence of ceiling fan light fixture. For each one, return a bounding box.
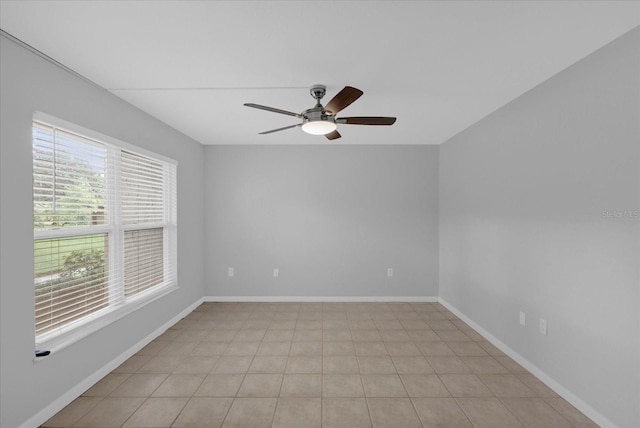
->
[301,120,337,135]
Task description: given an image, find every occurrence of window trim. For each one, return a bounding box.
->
[32,112,178,355]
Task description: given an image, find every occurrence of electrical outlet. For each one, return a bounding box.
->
[519,311,526,326]
[273,268,279,278]
[227,267,234,277]
[387,268,393,277]
[539,318,548,336]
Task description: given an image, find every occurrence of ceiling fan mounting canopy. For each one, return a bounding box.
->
[244,84,396,140]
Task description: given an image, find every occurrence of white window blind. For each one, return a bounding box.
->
[33,118,177,349]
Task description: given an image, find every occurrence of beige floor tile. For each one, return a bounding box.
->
[407,330,441,342]
[297,311,322,321]
[323,341,355,356]
[323,356,359,374]
[137,356,185,374]
[417,341,455,356]
[216,321,245,330]
[234,329,267,341]
[153,374,206,397]
[350,320,378,330]
[426,356,472,374]
[42,397,102,427]
[237,374,283,397]
[190,341,228,357]
[113,355,152,373]
[412,397,473,427]
[172,397,233,427]
[44,302,601,428]
[435,330,472,341]
[427,320,458,330]
[421,312,447,321]
[322,397,372,428]
[249,356,288,373]
[72,397,145,427]
[223,341,260,356]
[221,397,277,428]
[516,374,559,397]
[122,397,187,427]
[367,397,422,428]
[280,374,322,397]
[400,320,430,330]
[263,329,294,342]
[136,340,170,356]
[357,356,397,374]
[205,330,239,342]
[361,375,408,397]
[501,397,572,427]
[173,356,218,374]
[195,374,244,397]
[456,397,523,427]
[174,330,210,342]
[544,397,598,427]
[385,342,422,356]
[400,374,450,397]
[323,329,352,341]
[351,330,382,341]
[293,329,322,341]
[272,397,321,428]
[354,342,388,356]
[269,320,296,330]
[440,374,493,397]
[289,341,322,356]
[256,341,291,356]
[495,356,528,373]
[447,341,489,356]
[110,373,168,397]
[374,320,404,330]
[323,319,350,329]
[244,319,270,329]
[462,356,510,374]
[296,320,323,329]
[323,374,364,397]
[477,340,505,356]
[391,356,434,374]
[479,374,537,397]
[82,373,130,397]
[285,356,322,373]
[211,356,252,374]
[379,330,412,342]
[461,330,485,341]
[162,341,199,356]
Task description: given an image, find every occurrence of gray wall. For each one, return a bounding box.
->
[439,28,639,427]
[0,36,205,428]
[205,145,439,298]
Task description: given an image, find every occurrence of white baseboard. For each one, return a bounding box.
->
[203,295,438,303]
[204,295,439,302]
[21,297,204,428]
[438,297,617,428]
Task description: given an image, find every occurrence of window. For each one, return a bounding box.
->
[33,114,177,351]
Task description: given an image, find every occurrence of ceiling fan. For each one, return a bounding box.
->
[244,85,396,140]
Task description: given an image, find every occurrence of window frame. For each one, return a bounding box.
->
[33,112,178,354]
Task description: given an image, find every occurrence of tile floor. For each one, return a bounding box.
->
[42,302,598,427]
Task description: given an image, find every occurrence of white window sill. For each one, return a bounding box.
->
[33,283,178,363]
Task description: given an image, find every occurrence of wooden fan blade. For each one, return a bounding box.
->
[336,117,397,125]
[244,103,304,118]
[259,124,301,135]
[323,86,363,114]
[325,130,342,140]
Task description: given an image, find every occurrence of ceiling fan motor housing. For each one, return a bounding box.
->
[301,106,337,135]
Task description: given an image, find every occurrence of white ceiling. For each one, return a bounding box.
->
[1,1,638,145]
